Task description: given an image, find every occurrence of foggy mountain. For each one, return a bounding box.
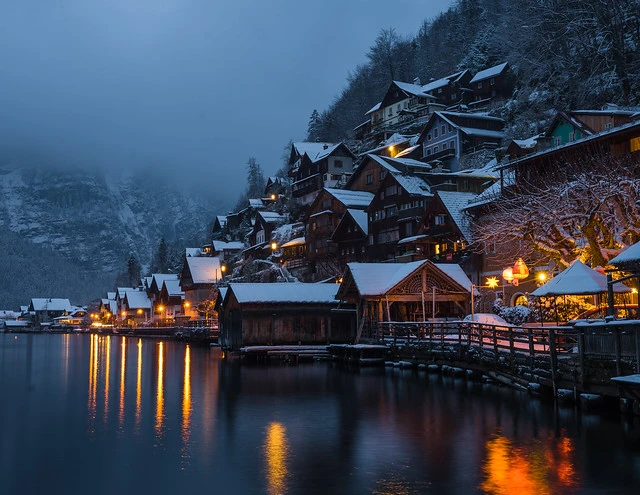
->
[0,162,224,309]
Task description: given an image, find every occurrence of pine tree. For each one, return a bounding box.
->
[246,157,266,199]
[306,109,321,141]
[151,238,169,273]
[126,255,141,287]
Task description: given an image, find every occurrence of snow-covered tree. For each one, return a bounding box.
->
[471,154,640,269]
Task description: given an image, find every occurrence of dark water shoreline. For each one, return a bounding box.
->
[1,333,640,494]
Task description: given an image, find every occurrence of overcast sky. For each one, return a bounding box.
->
[0,0,454,202]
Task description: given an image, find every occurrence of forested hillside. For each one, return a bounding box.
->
[309,0,640,142]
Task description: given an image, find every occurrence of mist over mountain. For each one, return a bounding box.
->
[0,158,225,309]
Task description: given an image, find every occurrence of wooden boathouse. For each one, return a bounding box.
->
[218,282,355,350]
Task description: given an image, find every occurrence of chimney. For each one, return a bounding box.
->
[323,144,329,150]
[413,76,421,85]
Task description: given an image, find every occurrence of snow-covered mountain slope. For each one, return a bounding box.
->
[0,164,222,308]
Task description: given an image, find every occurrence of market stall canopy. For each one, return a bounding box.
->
[531,260,631,297]
[609,241,640,270]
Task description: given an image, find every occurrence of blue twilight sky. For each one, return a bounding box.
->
[0,0,454,201]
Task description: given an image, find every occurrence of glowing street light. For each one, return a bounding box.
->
[270,242,278,251]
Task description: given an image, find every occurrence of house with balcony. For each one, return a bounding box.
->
[288,142,356,205]
[346,154,432,194]
[28,298,73,326]
[366,172,433,261]
[156,279,186,322]
[122,290,152,325]
[179,256,223,320]
[330,209,369,265]
[417,111,505,172]
[243,211,287,260]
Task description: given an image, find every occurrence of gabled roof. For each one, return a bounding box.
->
[212,240,244,251]
[107,292,116,300]
[531,260,630,297]
[469,62,509,84]
[344,260,471,297]
[124,290,152,310]
[226,283,339,305]
[419,111,505,143]
[257,211,287,225]
[346,209,368,235]
[186,247,203,257]
[324,188,374,209]
[365,102,382,116]
[292,142,336,159]
[609,241,640,269]
[422,70,469,93]
[436,191,479,242]
[30,298,73,312]
[393,174,433,197]
[185,256,222,285]
[544,111,595,137]
[151,273,179,292]
[281,237,305,248]
[162,279,185,297]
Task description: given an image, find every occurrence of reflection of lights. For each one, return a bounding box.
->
[181,345,192,468]
[88,334,98,426]
[264,422,289,495]
[480,433,578,495]
[104,335,111,422]
[135,339,142,432]
[119,337,126,427]
[155,341,164,436]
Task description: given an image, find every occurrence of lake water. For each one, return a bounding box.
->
[1,334,640,494]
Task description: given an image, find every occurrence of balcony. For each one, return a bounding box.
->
[423,148,455,163]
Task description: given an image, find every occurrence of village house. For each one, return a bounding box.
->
[331,209,369,265]
[281,237,307,270]
[366,172,433,261]
[211,215,227,240]
[145,274,179,320]
[218,282,353,350]
[211,240,244,262]
[345,154,432,194]
[303,188,374,277]
[243,211,287,261]
[156,279,186,323]
[469,62,514,107]
[288,142,356,205]
[417,111,505,172]
[179,256,223,320]
[264,176,287,199]
[336,260,472,339]
[28,298,73,326]
[121,290,152,325]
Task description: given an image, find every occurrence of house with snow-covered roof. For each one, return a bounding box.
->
[156,279,186,322]
[345,154,432,194]
[417,111,505,172]
[122,290,152,324]
[336,260,472,337]
[28,298,73,326]
[366,171,433,261]
[180,256,223,320]
[330,209,369,264]
[212,215,227,240]
[288,142,356,205]
[302,188,374,277]
[244,211,287,261]
[469,62,513,107]
[219,282,352,350]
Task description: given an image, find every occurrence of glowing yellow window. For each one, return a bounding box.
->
[631,136,640,153]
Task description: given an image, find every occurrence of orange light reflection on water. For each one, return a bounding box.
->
[480,433,579,495]
[88,334,98,428]
[181,345,192,468]
[264,422,289,495]
[135,338,142,432]
[103,335,111,423]
[119,337,126,427]
[155,341,164,437]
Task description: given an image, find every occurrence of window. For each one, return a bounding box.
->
[437,88,442,94]
[426,148,431,156]
[434,214,446,226]
[441,125,446,135]
[385,185,397,196]
[569,131,575,142]
[379,170,386,180]
[384,205,398,217]
[478,82,482,89]
[322,199,331,209]
[554,136,561,147]
[312,222,317,231]
[405,223,413,236]
[442,142,448,150]
[427,133,432,141]
[397,104,401,112]
[450,140,455,150]
[366,174,373,185]
[631,136,640,152]
[434,146,439,153]
[368,235,374,245]
[605,122,612,131]
[388,108,393,117]
[490,77,495,86]
[451,93,457,101]
[448,124,453,132]
[334,159,343,168]
[380,191,385,200]
[434,128,439,138]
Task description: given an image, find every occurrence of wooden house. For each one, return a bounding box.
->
[244,211,287,260]
[569,105,635,133]
[336,260,472,337]
[211,240,244,262]
[281,237,307,270]
[288,142,356,205]
[156,279,186,322]
[345,154,431,194]
[331,209,369,266]
[417,111,505,172]
[366,172,433,261]
[303,188,374,277]
[212,215,228,240]
[219,283,353,350]
[122,290,152,324]
[469,62,514,107]
[405,191,479,264]
[264,176,287,199]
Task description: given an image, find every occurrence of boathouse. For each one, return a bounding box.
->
[336,260,472,338]
[219,282,353,350]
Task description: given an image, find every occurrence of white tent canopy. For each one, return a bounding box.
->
[531,260,631,297]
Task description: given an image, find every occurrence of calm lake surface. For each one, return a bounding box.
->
[1,334,640,494]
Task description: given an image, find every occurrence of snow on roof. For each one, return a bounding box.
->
[258,211,286,224]
[293,142,337,160]
[325,188,374,208]
[152,273,179,290]
[439,111,505,123]
[437,191,479,241]
[609,241,640,268]
[281,237,305,248]
[365,102,382,115]
[347,209,368,235]
[393,174,432,196]
[228,283,340,304]
[117,287,137,298]
[397,234,428,245]
[465,169,515,209]
[248,198,265,208]
[459,127,504,139]
[394,80,436,99]
[212,240,244,251]
[186,247,203,257]
[469,62,508,84]
[162,279,184,297]
[216,215,227,226]
[347,261,428,296]
[512,135,540,149]
[531,260,631,297]
[124,290,152,309]
[394,145,421,158]
[386,156,433,171]
[107,292,116,300]
[185,256,222,284]
[421,71,467,93]
[142,276,153,289]
[433,263,473,292]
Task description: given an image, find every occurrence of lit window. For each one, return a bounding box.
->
[631,137,640,152]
